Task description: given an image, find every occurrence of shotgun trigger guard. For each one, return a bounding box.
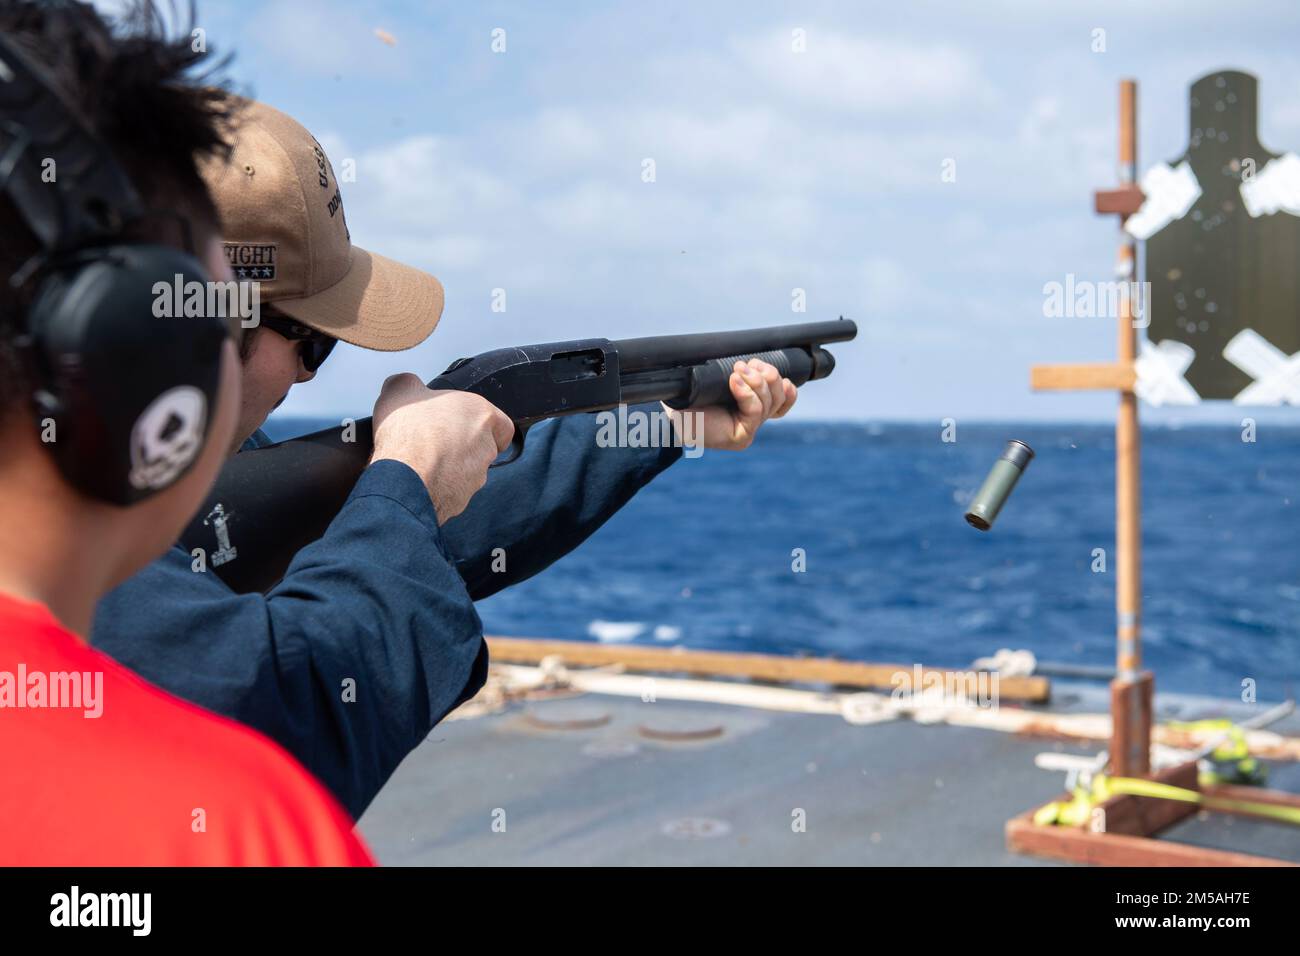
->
[491,421,531,467]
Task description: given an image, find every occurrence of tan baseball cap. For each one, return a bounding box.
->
[202,99,443,351]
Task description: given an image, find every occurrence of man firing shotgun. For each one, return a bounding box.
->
[184,317,856,594]
[91,99,850,820]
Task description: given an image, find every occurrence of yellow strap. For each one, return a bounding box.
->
[1032,719,1282,829]
[1101,774,1300,826]
[1034,773,1300,828]
[1033,785,1098,828]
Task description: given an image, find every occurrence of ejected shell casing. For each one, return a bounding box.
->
[965,440,1034,531]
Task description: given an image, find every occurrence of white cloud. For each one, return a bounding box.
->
[533,181,639,235]
[380,234,489,272]
[251,1,368,75]
[529,109,607,165]
[731,30,994,115]
[862,257,912,313]
[359,136,512,223]
[246,0,420,80]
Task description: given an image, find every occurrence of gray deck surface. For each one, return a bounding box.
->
[358,684,1300,866]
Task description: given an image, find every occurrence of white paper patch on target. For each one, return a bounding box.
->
[1124,162,1202,240]
[1239,153,1300,218]
[1135,338,1200,406]
[1224,328,1300,405]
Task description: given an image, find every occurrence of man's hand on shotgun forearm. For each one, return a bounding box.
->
[662,358,798,451]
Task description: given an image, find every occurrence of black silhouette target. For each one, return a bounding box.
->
[1145,70,1300,401]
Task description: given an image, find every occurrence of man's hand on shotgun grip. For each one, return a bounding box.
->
[370,373,515,523]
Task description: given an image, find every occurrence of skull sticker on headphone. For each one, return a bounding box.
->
[128,386,208,491]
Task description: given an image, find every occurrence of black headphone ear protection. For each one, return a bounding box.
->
[0,32,233,505]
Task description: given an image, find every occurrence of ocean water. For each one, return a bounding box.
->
[265,417,1300,699]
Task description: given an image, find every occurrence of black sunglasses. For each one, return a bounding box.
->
[258,312,337,372]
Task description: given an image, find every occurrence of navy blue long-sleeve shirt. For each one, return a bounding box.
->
[91,408,682,818]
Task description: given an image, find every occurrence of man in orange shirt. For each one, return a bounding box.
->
[0,0,373,865]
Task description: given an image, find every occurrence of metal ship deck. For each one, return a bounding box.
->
[358,653,1300,866]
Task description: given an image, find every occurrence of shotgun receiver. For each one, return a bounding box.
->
[181,317,857,592]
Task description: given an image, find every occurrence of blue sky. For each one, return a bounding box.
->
[108,1,1300,422]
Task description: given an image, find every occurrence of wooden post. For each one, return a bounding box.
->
[1110,80,1153,778]
[1029,79,1152,778]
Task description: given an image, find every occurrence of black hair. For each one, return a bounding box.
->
[0,0,242,410]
